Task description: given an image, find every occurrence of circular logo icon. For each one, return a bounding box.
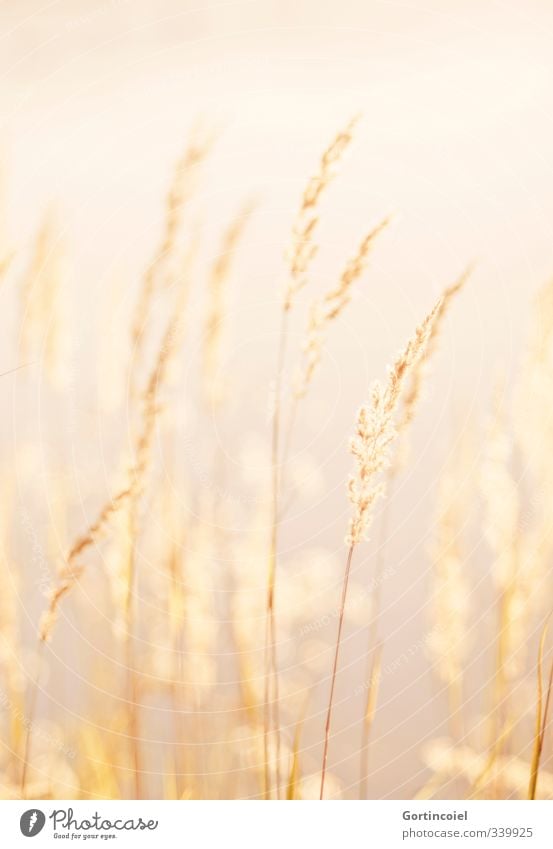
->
[20,810,46,837]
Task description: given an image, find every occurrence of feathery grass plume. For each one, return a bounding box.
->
[528,617,553,800]
[118,279,192,799]
[395,267,472,469]
[357,272,469,797]
[320,295,443,799]
[19,295,188,796]
[53,282,187,613]
[37,298,186,646]
[427,439,472,737]
[283,116,358,312]
[292,218,389,401]
[130,125,215,390]
[263,120,359,798]
[347,297,443,546]
[202,198,256,407]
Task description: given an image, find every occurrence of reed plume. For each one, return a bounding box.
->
[202,198,256,407]
[119,276,191,798]
[7,108,552,803]
[40,296,184,629]
[293,218,389,401]
[320,295,443,799]
[20,283,188,797]
[347,298,443,547]
[358,269,469,796]
[283,117,357,312]
[130,126,214,391]
[38,325,170,644]
[264,118,358,799]
[395,267,471,467]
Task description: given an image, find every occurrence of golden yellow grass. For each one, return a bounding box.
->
[1,121,553,801]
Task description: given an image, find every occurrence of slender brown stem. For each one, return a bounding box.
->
[0,361,36,379]
[278,394,300,515]
[320,544,355,800]
[529,618,553,800]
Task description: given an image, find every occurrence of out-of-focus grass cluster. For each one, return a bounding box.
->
[1,121,553,800]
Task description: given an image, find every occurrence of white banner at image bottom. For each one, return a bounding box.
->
[2,799,552,848]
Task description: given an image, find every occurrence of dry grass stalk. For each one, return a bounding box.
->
[357,271,469,793]
[130,126,214,390]
[286,699,308,800]
[38,341,164,644]
[293,218,389,401]
[121,282,191,799]
[263,120,359,799]
[69,275,189,622]
[359,642,382,799]
[20,287,188,797]
[347,297,443,547]
[395,267,471,469]
[202,199,256,406]
[284,116,358,312]
[320,295,443,799]
[10,116,553,802]
[528,618,553,799]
